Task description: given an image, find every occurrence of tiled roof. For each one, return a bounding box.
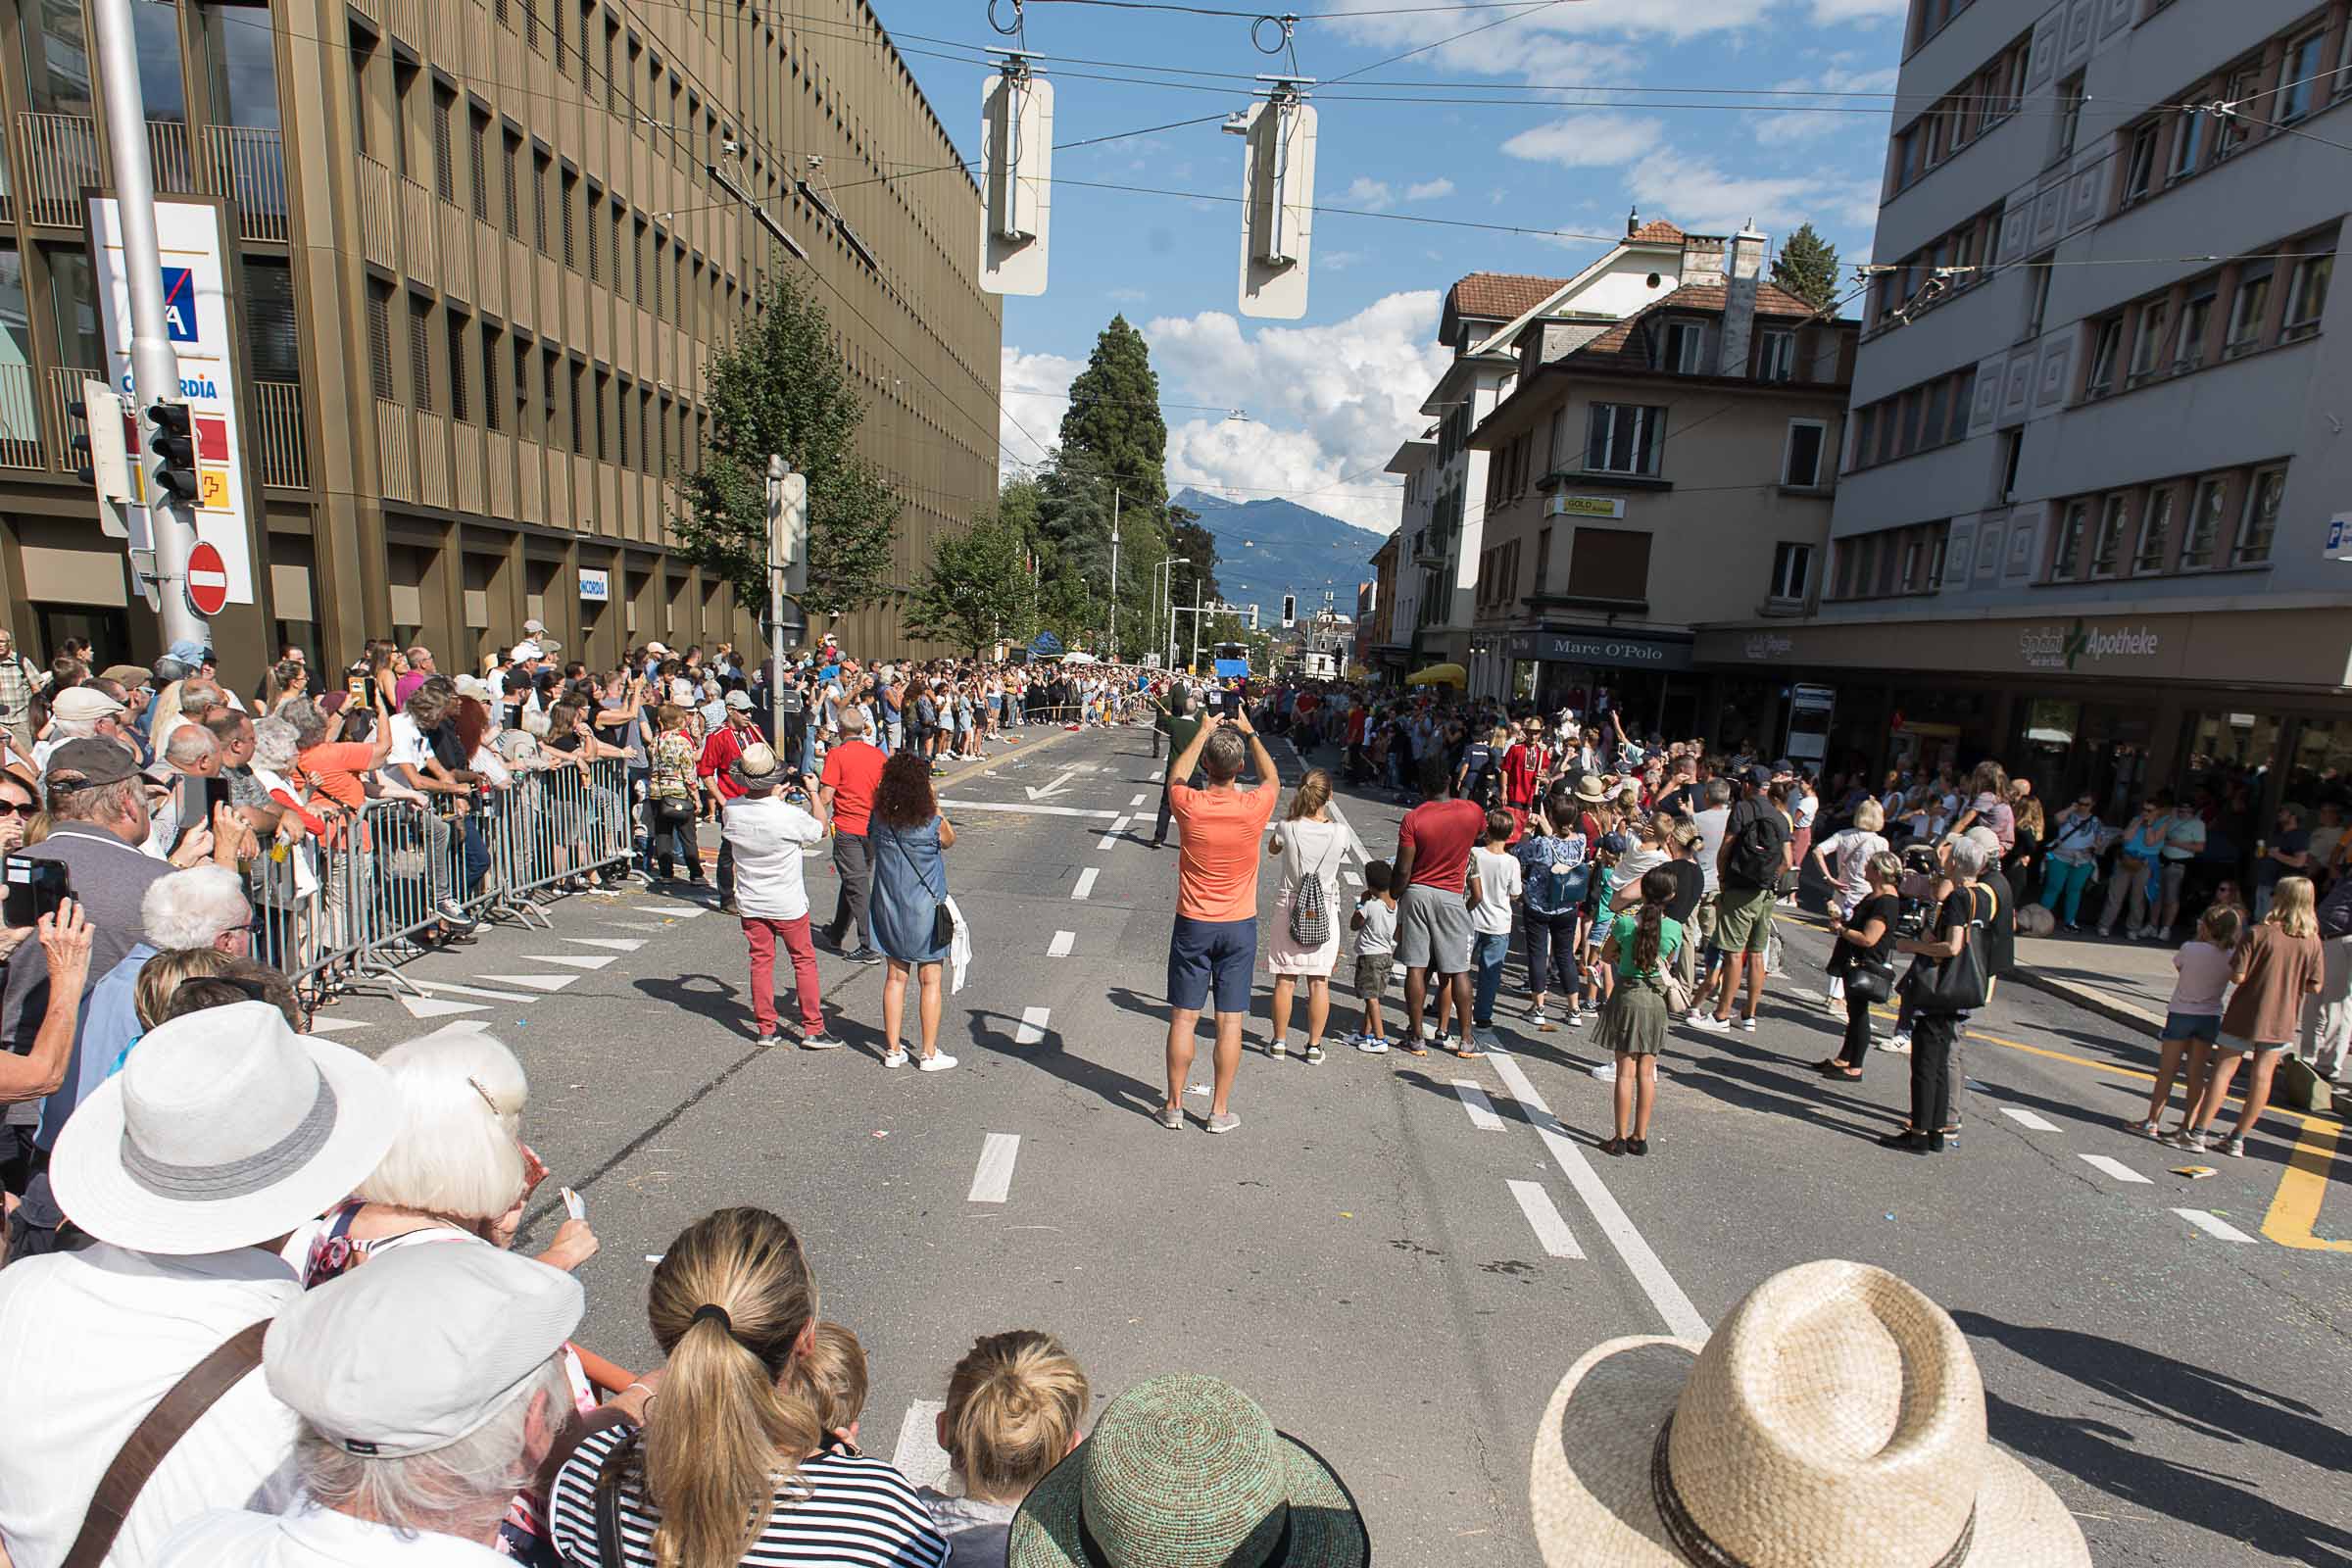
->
[1642,280,1821,318]
[1446,272,1573,321]
[1629,219,1687,243]
[1562,279,1823,368]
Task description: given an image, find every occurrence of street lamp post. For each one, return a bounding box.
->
[1155,556,1190,668]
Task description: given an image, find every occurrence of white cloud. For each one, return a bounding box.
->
[1142,291,1450,534]
[1806,0,1905,20]
[997,346,1084,469]
[1340,176,1395,211]
[1404,177,1455,201]
[1318,6,1739,81]
[1106,287,1149,303]
[1626,150,1819,237]
[1752,64,1901,146]
[1500,113,1664,170]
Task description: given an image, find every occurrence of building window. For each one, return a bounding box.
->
[2023,257,2053,338]
[2133,487,2173,571]
[2181,476,2226,567]
[1585,404,1662,476]
[1662,320,1705,374]
[2089,494,2127,576]
[366,284,394,401]
[447,312,470,424]
[2129,301,2170,381]
[1783,420,1827,488]
[2169,105,2205,182]
[408,296,433,413]
[2054,73,2085,162]
[531,149,551,251]
[584,183,600,282]
[467,107,491,221]
[2218,66,2261,158]
[2281,253,2331,341]
[1769,542,1812,603]
[1996,428,2022,503]
[2177,286,2215,369]
[2051,499,2087,579]
[481,323,502,433]
[501,130,521,237]
[2279,30,2326,122]
[2234,466,2283,564]
[1757,329,1794,383]
[2122,122,2158,203]
[567,361,585,454]
[2224,264,2272,357]
[431,86,456,203]
[2083,316,2122,398]
[1563,527,1650,602]
[560,170,577,268]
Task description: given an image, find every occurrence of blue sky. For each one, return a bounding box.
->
[870,0,1908,532]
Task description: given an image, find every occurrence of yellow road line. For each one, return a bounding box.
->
[1865,1004,2155,1082]
[2263,1115,2351,1251]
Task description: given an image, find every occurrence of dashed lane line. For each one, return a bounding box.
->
[1014,1006,1051,1045]
[1999,1107,2060,1132]
[2176,1208,2260,1244]
[2080,1153,2152,1185]
[1490,1052,1708,1339]
[1451,1079,1505,1132]
[1131,793,1148,807]
[1048,931,1076,957]
[968,1133,1021,1203]
[1072,867,1100,900]
[1506,1179,1586,1259]
[1097,815,1132,851]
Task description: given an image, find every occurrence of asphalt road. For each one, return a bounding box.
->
[315,722,2352,1566]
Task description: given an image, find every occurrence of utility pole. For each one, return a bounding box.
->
[93,0,205,649]
[766,454,808,748]
[1190,577,1204,673]
[1108,488,1120,663]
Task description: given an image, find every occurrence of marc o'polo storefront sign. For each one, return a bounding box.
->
[1503,629,1694,670]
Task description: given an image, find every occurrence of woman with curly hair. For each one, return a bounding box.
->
[867,749,958,1071]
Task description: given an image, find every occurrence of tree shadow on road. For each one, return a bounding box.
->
[1952,1311,2352,1563]
[963,1008,1165,1120]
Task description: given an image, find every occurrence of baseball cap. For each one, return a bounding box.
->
[453,674,494,702]
[522,618,548,635]
[646,641,670,656]
[166,638,213,666]
[1743,764,1774,788]
[45,737,138,787]
[723,690,754,710]
[509,642,542,662]
[99,663,151,687]
[51,687,125,722]
[265,1241,583,1458]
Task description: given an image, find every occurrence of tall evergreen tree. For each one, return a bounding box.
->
[1057,316,1168,518]
[1770,224,1841,313]
[1035,315,1175,659]
[674,278,899,618]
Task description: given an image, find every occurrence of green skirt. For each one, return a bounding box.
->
[1594,976,1669,1057]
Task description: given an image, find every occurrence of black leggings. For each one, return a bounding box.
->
[1838,988,1874,1068]
[1910,1013,1963,1132]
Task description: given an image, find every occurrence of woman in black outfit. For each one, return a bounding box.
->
[1818,851,1902,1079]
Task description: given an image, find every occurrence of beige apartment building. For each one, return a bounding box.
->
[1459,226,1858,738]
[0,0,1000,671]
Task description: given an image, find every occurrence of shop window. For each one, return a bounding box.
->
[1564,527,1650,603]
[2286,718,2352,799]
[2180,476,2226,568]
[2132,487,2173,572]
[2232,466,2283,564]
[2281,254,2331,342]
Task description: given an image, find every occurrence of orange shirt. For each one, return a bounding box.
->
[1170,781,1281,921]
[296,741,378,811]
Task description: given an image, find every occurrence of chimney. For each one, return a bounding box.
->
[1717,220,1768,376]
[1627,205,1639,237]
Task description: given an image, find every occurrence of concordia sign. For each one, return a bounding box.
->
[2019,619,2162,671]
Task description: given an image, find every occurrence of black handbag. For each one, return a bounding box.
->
[933,899,956,951]
[1899,886,1991,1013]
[1844,958,1897,1004]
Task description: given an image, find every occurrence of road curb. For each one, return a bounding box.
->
[934,719,1135,792]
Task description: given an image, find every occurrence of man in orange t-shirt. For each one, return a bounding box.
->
[1160,709,1279,1136]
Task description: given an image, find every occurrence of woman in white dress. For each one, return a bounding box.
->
[1264,769,1349,1063]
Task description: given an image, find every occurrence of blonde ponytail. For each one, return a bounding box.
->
[642,1208,824,1568]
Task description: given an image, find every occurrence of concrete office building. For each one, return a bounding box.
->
[1697,0,2352,824]
[0,0,1000,670]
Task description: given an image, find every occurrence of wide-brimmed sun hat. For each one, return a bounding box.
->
[1572,772,1610,805]
[730,741,789,790]
[1531,1259,2089,1568]
[1008,1373,1367,1568]
[49,1000,400,1255]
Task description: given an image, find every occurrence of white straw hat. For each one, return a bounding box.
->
[1531,1259,2089,1568]
[49,1001,401,1255]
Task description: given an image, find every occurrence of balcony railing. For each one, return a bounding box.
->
[0,364,44,471]
[17,112,287,242]
[207,125,288,243]
[357,155,397,270]
[147,119,199,197]
[251,380,308,490]
[18,113,99,228]
[44,366,101,474]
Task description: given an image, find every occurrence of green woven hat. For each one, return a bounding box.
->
[1007,1373,1369,1568]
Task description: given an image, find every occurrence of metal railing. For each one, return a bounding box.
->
[252,380,309,489]
[15,113,283,240]
[207,125,288,242]
[147,119,199,197]
[16,112,99,228]
[0,364,45,471]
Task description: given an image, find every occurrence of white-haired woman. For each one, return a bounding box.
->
[1808,797,1888,1004]
[286,1026,597,1282]
[1882,834,1992,1154]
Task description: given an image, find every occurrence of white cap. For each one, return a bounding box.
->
[522,618,548,635]
[647,642,670,657]
[266,1241,583,1457]
[51,686,126,721]
[510,642,542,662]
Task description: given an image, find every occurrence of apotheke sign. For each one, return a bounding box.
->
[2019,619,2161,671]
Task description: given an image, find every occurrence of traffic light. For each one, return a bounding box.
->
[148,402,199,504]
[1282,593,1297,627]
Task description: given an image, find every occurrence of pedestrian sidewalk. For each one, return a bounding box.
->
[2003,932,2176,1037]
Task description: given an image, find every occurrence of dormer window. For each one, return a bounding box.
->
[1661,319,1708,373]
[1757,329,1795,382]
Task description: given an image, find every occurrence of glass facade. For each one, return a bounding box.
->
[21,0,91,118]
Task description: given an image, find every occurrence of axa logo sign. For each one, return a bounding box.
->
[161,268,198,342]
[2020,618,2161,671]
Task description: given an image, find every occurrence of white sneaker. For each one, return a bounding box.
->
[1565,1008,1588,1027]
[1270,1038,1288,1057]
[1690,1014,1732,1034]
[1355,1035,1391,1054]
[918,1053,958,1072]
[1590,1060,1617,1082]
[1737,1014,1758,1034]
[1528,1008,1550,1031]
[882,1050,908,1068]
[1880,1033,1912,1054]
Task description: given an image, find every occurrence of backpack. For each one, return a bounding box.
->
[2321,876,2352,941]
[1728,807,1784,890]
[1290,864,1331,947]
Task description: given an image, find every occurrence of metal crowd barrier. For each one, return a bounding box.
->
[248,759,640,1009]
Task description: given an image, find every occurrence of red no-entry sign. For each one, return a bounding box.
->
[185,541,228,617]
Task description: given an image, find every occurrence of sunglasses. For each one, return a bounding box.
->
[0,799,32,817]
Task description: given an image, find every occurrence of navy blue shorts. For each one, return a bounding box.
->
[1169,914,1257,1014]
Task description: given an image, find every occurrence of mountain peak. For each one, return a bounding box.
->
[1166,487,1386,617]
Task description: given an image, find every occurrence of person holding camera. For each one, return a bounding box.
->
[721,742,844,1052]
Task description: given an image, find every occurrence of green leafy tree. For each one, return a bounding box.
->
[1167,505,1221,616]
[904,508,1035,656]
[674,277,900,619]
[1770,223,1841,314]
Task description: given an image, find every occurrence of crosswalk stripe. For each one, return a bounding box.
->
[1014,1006,1050,1045]
[526,954,618,970]
[2173,1207,2258,1243]
[1048,931,1076,957]
[1131,793,1148,807]
[1072,867,1099,900]
[411,980,534,1003]
[397,995,491,1020]
[2079,1153,2152,1185]
[1451,1079,1505,1131]
[968,1133,1021,1202]
[1506,1180,1586,1258]
[633,906,703,918]
[477,973,580,993]
[564,937,645,952]
[1999,1107,2059,1132]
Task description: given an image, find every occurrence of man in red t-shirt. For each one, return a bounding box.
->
[697,692,762,912]
[816,707,886,962]
[1394,772,1487,1057]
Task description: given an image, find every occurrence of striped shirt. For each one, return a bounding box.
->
[549,1423,950,1568]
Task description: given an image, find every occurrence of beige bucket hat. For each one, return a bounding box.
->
[1531,1259,2090,1568]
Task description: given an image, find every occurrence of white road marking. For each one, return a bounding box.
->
[1999,1107,2060,1132]
[1073,867,1099,900]
[1048,930,1076,957]
[633,906,703,917]
[968,1133,1021,1202]
[1507,1180,1586,1259]
[411,980,534,1003]
[478,973,581,992]
[1097,814,1132,850]
[525,954,618,970]
[1131,792,1148,807]
[1341,868,1362,887]
[603,920,670,932]
[564,937,645,952]
[397,995,491,1020]
[1451,1080,1505,1131]
[1014,1006,1051,1044]
[302,1017,371,1034]
[891,1400,953,1493]
[1491,1053,1707,1339]
[939,799,1119,820]
[1150,768,1163,781]
[2080,1153,2152,1185]
[1025,766,1084,803]
[2173,1207,2259,1243]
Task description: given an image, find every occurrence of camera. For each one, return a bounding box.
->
[1894,843,1941,939]
[2,855,69,929]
